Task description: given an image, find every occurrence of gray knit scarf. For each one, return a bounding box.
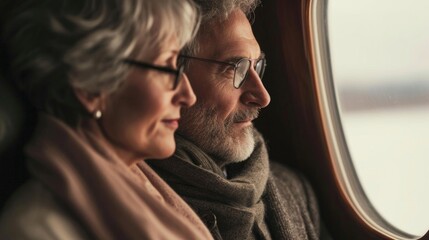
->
[149,131,319,240]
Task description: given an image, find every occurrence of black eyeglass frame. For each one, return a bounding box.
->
[122,59,184,90]
[179,52,266,89]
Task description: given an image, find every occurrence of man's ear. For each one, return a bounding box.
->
[73,88,104,114]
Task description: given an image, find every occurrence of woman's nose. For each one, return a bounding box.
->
[174,73,197,107]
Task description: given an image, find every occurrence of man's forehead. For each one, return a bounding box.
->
[198,13,260,59]
[212,41,260,60]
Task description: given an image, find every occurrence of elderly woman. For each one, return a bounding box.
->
[0,0,212,239]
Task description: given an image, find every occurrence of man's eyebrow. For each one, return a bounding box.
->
[221,51,264,63]
[212,50,264,64]
[223,56,244,64]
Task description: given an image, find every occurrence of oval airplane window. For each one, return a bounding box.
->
[326,0,429,237]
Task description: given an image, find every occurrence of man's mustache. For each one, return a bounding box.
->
[234,109,260,122]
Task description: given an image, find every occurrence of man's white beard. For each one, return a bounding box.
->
[177,103,258,165]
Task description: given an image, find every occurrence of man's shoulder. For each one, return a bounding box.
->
[268,160,318,214]
[269,161,309,190]
[268,161,321,234]
[0,180,89,240]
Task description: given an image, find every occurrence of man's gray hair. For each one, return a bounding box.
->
[192,0,260,23]
[182,0,261,56]
[1,0,199,123]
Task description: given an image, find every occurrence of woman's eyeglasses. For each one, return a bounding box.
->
[122,59,184,90]
[179,53,266,89]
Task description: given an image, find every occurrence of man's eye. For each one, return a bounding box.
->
[218,65,235,75]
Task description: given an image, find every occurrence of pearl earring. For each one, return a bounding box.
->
[93,110,102,119]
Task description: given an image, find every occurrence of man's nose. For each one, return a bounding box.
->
[240,69,271,108]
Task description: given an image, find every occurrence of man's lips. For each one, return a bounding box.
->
[234,117,255,123]
[231,110,260,125]
[233,118,254,126]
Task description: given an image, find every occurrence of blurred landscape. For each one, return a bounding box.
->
[337,80,429,112]
[336,80,429,236]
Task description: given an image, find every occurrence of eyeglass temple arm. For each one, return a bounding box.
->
[122,59,178,74]
[179,55,236,67]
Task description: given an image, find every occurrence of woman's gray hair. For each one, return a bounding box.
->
[1,0,199,123]
[182,0,260,57]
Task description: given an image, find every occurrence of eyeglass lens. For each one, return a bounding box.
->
[173,65,184,90]
[233,58,266,88]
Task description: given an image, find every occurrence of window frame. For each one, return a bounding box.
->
[306,0,421,239]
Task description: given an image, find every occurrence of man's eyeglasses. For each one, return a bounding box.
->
[122,59,184,90]
[179,53,266,89]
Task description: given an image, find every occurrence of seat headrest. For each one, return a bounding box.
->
[0,77,27,155]
[0,76,33,207]
[0,24,32,207]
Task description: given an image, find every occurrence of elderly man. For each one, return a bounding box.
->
[149,0,323,239]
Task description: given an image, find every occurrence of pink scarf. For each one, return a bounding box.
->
[25,114,212,240]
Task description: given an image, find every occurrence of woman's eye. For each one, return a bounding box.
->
[169,64,176,70]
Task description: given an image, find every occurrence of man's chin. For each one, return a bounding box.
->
[216,125,256,163]
[177,105,256,164]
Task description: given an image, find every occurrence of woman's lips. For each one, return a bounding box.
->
[162,119,179,129]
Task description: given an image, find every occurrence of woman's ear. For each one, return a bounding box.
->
[73,88,105,115]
